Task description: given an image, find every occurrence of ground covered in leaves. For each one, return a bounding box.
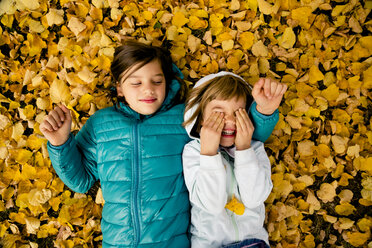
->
[0,0,371,247]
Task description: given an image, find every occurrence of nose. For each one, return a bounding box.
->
[143,83,155,95]
[224,114,235,125]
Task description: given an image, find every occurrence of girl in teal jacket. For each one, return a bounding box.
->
[40,41,280,247]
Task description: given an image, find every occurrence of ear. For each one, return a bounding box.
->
[116,84,123,97]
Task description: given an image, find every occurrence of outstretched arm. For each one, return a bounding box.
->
[250,78,287,142]
[41,105,98,193]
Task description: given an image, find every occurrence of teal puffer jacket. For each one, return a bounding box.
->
[47,66,191,247]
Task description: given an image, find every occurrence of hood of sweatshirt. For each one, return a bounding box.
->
[184,71,253,140]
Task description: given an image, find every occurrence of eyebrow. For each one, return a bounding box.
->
[127,73,164,79]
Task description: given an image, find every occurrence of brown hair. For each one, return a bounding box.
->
[110,40,186,105]
[183,75,253,135]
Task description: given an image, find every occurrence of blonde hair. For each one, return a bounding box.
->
[183,75,253,135]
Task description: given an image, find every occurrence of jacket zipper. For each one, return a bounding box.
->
[132,121,140,246]
[226,155,239,242]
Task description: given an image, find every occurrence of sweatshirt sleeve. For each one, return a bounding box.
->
[182,142,227,214]
[234,142,273,209]
[250,102,279,142]
[47,117,98,193]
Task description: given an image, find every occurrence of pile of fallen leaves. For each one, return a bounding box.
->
[0,0,371,247]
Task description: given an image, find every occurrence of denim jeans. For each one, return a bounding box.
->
[222,238,269,248]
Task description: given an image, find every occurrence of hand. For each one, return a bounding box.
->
[200,112,224,156]
[235,108,254,150]
[252,78,287,115]
[40,105,72,146]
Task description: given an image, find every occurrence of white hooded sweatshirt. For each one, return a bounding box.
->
[182,72,273,248]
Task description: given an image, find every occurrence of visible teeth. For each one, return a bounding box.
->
[222,130,234,135]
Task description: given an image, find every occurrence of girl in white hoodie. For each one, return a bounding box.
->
[182,72,287,248]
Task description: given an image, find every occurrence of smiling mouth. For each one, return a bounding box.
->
[222,130,235,136]
[140,99,156,103]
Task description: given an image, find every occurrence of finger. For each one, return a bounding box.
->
[280,84,288,95]
[235,111,243,133]
[204,112,220,128]
[50,111,63,127]
[235,110,247,132]
[46,115,59,130]
[272,83,284,98]
[246,115,254,132]
[252,78,265,96]
[212,113,224,130]
[216,116,224,132]
[60,105,72,121]
[55,106,66,121]
[264,78,271,98]
[40,121,54,132]
[270,81,278,97]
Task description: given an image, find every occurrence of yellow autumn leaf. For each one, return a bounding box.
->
[302,234,315,248]
[67,17,86,36]
[77,66,97,84]
[335,202,356,216]
[188,16,208,30]
[9,212,26,224]
[19,105,36,120]
[226,56,240,71]
[45,8,64,26]
[225,195,245,215]
[345,231,370,247]
[317,183,336,203]
[0,114,10,130]
[297,140,314,157]
[25,217,40,234]
[278,27,296,49]
[308,65,324,84]
[209,13,224,36]
[28,188,52,206]
[18,0,40,10]
[332,109,351,123]
[306,190,321,214]
[362,65,372,89]
[361,177,372,201]
[321,84,339,102]
[50,79,71,104]
[172,12,189,27]
[187,35,201,53]
[323,214,337,223]
[331,135,348,154]
[15,149,33,164]
[338,189,353,203]
[28,19,45,33]
[357,218,372,232]
[221,39,234,51]
[252,40,268,57]
[238,32,255,50]
[257,0,280,15]
[21,163,37,180]
[291,7,313,28]
[96,187,105,204]
[339,217,354,229]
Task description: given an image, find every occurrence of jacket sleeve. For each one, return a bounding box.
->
[250,102,279,142]
[234,142,273,209]
[182,142,227,214]
[47,118,98,193]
